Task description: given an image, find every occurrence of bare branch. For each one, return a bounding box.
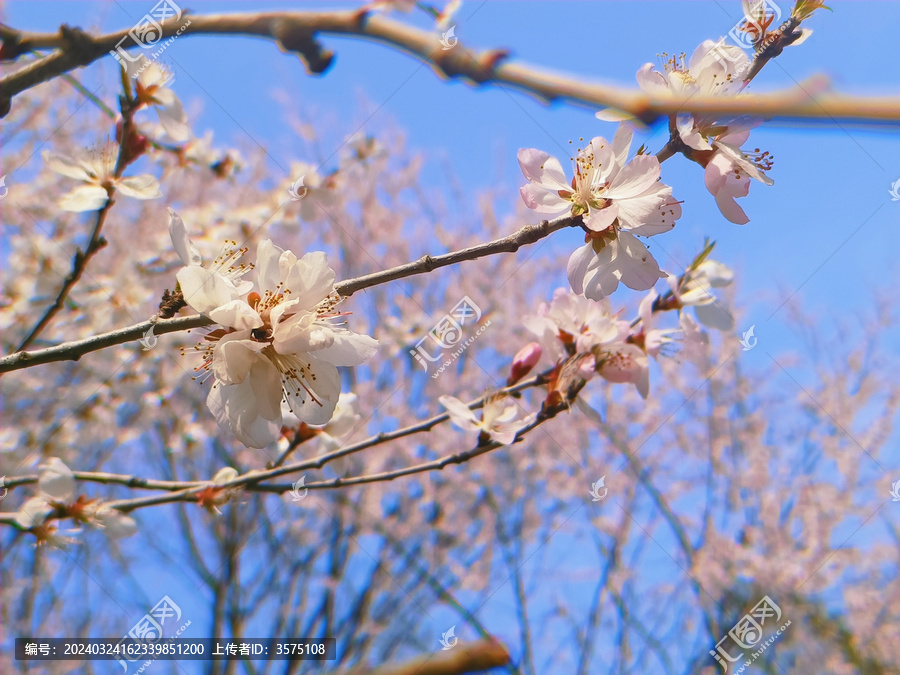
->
[2,11,898,124]
[334,216,576,297]
[332,638,510,675]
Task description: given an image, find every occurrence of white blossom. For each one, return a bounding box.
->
[203,241,378,448]
[440,393,536,446]
[125,56,190,142]
[169,208,256,321]
[43,146,160,211]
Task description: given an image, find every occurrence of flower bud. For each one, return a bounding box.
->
[115,116,149,168]
[507,342,542,386]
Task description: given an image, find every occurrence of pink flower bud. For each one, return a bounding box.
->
[115,116,148,168]
[507,342,542,386]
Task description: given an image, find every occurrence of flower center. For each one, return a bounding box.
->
[745,147,774,173]
[210,241,252,280]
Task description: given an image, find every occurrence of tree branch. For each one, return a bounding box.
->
[0,215,580,373]
[15,204,111,352]
[334,638,510,675]
[0,314,212,373]
[333,216,576,296]
[2,374,546,498]
[2,11,898,124]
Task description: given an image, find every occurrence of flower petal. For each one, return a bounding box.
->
[256,239,286,294]
[59,185,109,212]
[154,91,191,142]
[42,151,92,181]
[275,319,334,355]
[616,232,666,291]
[517,148,569,191]
[167,208,202,266]
[209,299,264,331]
[116,174,161,200]
[676,114,712,151]
[283,251,336,309]
[596,108,636,123]
[281,354,341,426]
[439,395,480,430]
[566,243,596,296]
[581,242,621,301]
[519,184,571,214]
[617,184,680,235]
[605,155,660,200]
[611,123,633,168]
[715,190,750,225]
[314,330,379,366]
[177,266,247,317]
[583,204,618,232]
[694,301,736,331]
[38,457,75,502]
[208,380,281,449]
[636,63,669,96]
[94,507,138,538]
[211,333,264,384]
[16,497,54,528]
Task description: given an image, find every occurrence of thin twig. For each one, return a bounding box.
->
[14,92,140,352]
[2,375,545,501]
[15,203,113,351]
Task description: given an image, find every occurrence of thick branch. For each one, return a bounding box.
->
[333,638,509,675]
[2,11,899,124]
[0,216,579,373]
[0,314,212,373]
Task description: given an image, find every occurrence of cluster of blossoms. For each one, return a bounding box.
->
[517,39,778,310]
[522,251,733,401]
[14,459,137,545]
[633,40,774,224]
[169,210,379,448]
[41,55,241,214]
